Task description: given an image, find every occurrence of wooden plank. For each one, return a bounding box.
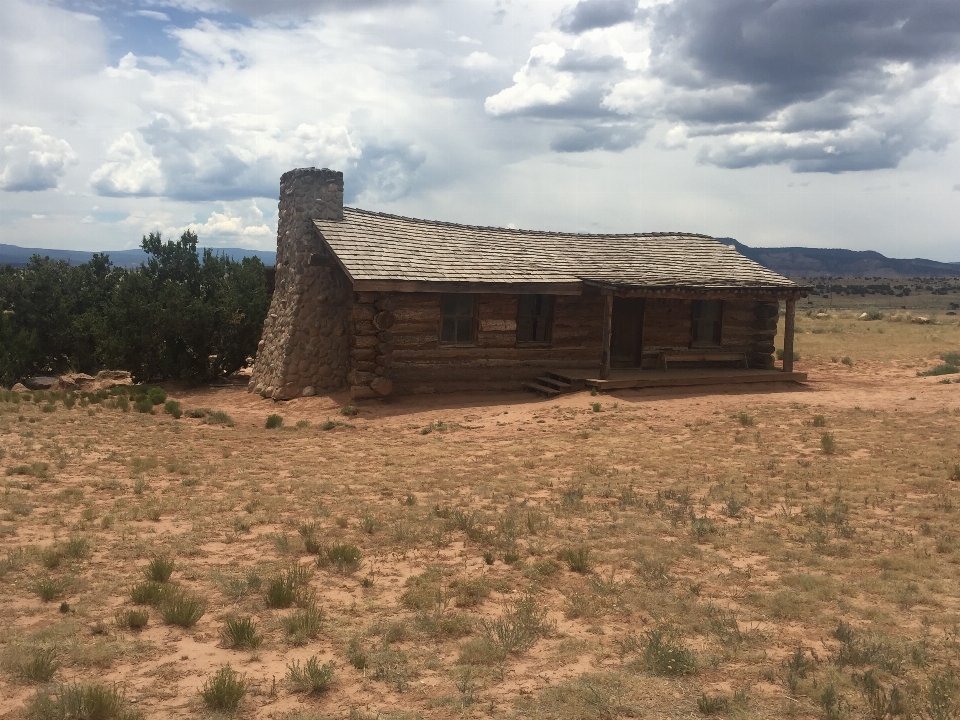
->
[588,371,808,391]
[783,299,796,373]
[600,293,613,380]
[352,279,584,295]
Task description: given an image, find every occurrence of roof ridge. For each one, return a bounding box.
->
[340,206,715,240]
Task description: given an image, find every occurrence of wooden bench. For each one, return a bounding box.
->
[656,350,748,370]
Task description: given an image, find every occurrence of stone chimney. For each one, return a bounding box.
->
[249,168,352,400]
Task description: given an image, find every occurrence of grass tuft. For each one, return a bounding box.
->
[144,556,174,582]
[18,648,60,683]
[220,615,263,649]
[559,546,592,574]
[160,590,205,627]
[265,564,313,608]
[115,608,149,630]
[201,666,246,712]
[317,542,362,573]
[644,627,697,676]
[280,602,324,646]
[287,656,336,694]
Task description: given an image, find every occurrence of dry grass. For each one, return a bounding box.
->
[1,307,959,719]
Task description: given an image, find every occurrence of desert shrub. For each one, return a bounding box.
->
[918,362,959,377]
[26,682,137,720]
[160,590,205,627]
[147,387,166,405]
[18,648,60,683]
[841,356,853,366]
[643,627,697,676]
[697,693,730,715]
[220,615,262,649]
[776,349,801,361]
[144,556,174,583]
[821,432,837,455]
[559,546,592,574]
[133,398,153,414]
[452,577,490,608]
[203,410,234,426]
[318,542,362,573]
[130,581,167,605]
[201,666,246,711]
[295,419,310,429]
[34,576,66,602]
[287,656,336,694]
[950,464,960,482]
[479,593,553,657]
[185,407,208,418]
[863,307,884,320]
[265,414,283,429]
[265,564,313,608]
[340,405,358,417]
[734,411,754,426]
[163,400,181,418]
[812,414,827,427]
[6,462,49,479]
[115,608,149,630]
[280,603,324,645]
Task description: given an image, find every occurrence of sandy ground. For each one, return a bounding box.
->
[1,350,959,720]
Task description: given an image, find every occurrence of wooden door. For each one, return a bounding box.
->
[610,297,644,367]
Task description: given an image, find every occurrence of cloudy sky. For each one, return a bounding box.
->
[2,0,959,260]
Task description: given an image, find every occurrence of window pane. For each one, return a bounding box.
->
[456,319,472,343]
[441,318,457,342]
[442,296,459,316]
[456,295,473,316]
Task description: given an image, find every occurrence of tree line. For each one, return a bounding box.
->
[0,230,271,387]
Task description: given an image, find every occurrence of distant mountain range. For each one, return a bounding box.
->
[1,240,958,278]
[0,243,276,268]
[720,239,960,278]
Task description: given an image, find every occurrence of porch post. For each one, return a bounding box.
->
[600,293,613,380]
[783,297,796,373]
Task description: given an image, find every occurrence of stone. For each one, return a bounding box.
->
[95,370,132,383]
[912,316,931,324]
[11,383,28,392]
[25,376,60,390]
[301,386,316,397]
[59,373,95,390]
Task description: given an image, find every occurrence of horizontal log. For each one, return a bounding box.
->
[392,352,601,367]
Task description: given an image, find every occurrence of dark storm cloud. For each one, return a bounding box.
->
[648,0,960,106]
[557,0,638,34]
[643,0,960,171]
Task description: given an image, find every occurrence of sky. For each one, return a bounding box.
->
[1,0,959,261]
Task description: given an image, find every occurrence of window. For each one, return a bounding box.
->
[691,300,723,347]
[516,294,553,344]
[440,294,476,344]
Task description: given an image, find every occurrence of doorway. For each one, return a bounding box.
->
[610,297,644,367]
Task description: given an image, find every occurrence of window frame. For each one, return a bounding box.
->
[515,294,554,347]
[690,299,724,348]
[438,293,478,346]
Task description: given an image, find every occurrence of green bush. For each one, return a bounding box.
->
[287,656,336,694]
[27,682,137,720]
[160,590,205,627]
[147,387,166,405]
[144,556,174,583]
[133,398,153,414]
[220,615,263,649]
[201,666,246,712]
[0,231,270,386]
[163,400,181,418]
[644,628,697,676]
[265,414,283,429]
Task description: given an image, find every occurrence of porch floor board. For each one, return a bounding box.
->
[551,368,807,391]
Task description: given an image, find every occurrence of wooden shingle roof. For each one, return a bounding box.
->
[315,208,802,296]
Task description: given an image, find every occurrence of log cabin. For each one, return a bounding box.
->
[250,168,808,400]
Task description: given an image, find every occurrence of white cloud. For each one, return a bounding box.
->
[90,132,165,196]
[185,201,272,242]
[484,43,573,116]
[462,51,498,70]
[134,10,171,21]
[0,125,78,192]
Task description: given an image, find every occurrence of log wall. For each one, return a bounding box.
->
[347,292,780,396]
[348,290,605,396]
